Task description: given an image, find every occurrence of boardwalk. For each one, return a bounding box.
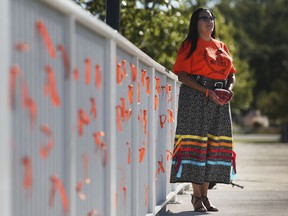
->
[158,134,288,216]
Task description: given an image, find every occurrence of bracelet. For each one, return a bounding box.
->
[205,89,209,97]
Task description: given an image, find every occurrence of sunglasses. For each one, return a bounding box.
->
[198,16,216,22]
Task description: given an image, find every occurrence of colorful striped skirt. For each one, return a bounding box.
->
[170,84,236,184]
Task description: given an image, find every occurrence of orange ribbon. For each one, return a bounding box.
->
[94,64,102,90]
[166,84,172,102]
[116,64,122,84]
[40,124,54,159]
[159,114,167,128]
[21,156,32,191]
[44,65,61,107]
[167,109,174,123]
[76,181,86,200]
[49,175,69,214]
[166,150,173,161]
[115,106,123,132]
[120,98,126,120]
[21,80,37,128]
[87,209,100,216]
[90,97,97,120]
[141,69,146,86]
[128,85,133,105]
[130,63,137,82]
[93,131,105,150]
[57,44,70,79]
[155,77,161,95]
[73,68,79,81]
[15,42,30,52]
[127,142,131,165]
[9,65,21,110]
[78,109,90,136]
[85,58,91,85]
[154,95,159,111]
[137,81,141,104]
[123,186,127,208]
[36,20,55,58]
[124,109,132,122]
[121,60,127,80]
[145,76,150,95]
[143,109,148,134]
[139,147,146,163]
[157,155,165,174]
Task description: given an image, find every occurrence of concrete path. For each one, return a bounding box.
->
[158,135,288,216]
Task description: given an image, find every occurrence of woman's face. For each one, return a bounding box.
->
[197,10,215,36]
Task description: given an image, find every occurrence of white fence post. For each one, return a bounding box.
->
[63,15,77,216]
[104,38,117,216]
[148,67,156,215]
[0,0,11,215]
[131,57,140,216]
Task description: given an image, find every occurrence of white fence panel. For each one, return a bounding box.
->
[0,0,188,215]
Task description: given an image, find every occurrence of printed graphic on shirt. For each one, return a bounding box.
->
[204,47,232,77]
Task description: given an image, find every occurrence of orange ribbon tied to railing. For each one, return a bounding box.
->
[21,80,37,128]
[94,64,102,90]
[44,65,61,107]
[21,156,32,193]
[139,147,146,163]
[115,106,123,132]
[157,155,165,174]
[130,63,137,82]
[57,44,70,79]
[76,181,86,200]
[85,58,91,85]
[73,68,79,81]
[166,84,172,103]
[141,69,146,86]
[93,131,105,151]
[167,109,174,123]
[15,42,30,52]
[154,95,159,111]
[137,81,141,104]
[78,109,90,136]
[49,175,69,214]
[159,114,167,128]
[121,60,127,80]
[127,142,131,165]
[166,150,173,161]
[90,97,97,120]
[116,64,122,84]
[128,85,133,105]
[9,65,21,110]
[36,20,56,59]
[143,109,148,134]
[87,209,100,216]
[155,77,161,95]
[145,76,151,95]
[40,124,54,159]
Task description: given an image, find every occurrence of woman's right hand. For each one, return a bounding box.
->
[207,90,225,106]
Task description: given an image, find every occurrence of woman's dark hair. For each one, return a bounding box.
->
[182,8,216,59]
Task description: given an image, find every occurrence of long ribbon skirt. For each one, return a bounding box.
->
[170,84,235,184]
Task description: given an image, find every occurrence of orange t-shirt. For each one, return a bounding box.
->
[172,38,236,80]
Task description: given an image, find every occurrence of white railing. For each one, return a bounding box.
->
[0,0,189,215]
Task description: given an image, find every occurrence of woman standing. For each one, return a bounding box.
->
[170,8,237,212]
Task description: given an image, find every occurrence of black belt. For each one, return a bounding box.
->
[191,75,227,90]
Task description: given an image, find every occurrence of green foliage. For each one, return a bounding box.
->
[216,0,288,124]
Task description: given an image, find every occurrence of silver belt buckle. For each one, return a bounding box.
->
[214,82,223,89]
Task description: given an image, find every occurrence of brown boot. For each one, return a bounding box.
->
[191,195,207,212]
[201,196,219,211]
